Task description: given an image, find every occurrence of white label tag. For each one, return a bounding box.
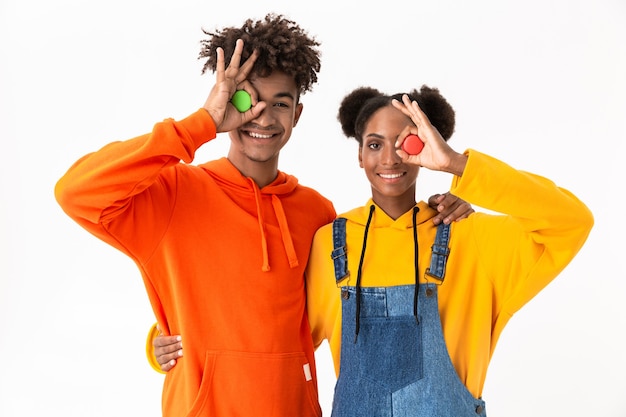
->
[303,363,312,381]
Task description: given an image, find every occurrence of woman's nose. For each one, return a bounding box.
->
[381,143,401,165]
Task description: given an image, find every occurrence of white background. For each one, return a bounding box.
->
[1,1,625,416]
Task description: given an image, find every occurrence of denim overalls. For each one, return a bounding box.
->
[330,217,487,417]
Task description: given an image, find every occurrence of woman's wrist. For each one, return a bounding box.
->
[446,152,468,177]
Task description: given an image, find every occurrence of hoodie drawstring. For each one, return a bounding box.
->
[248,179,299,272]
[354,204,421,342]
[354,204,375,343]
[412,206,420,324]
[250,180,271,272]
[271,195,299,268]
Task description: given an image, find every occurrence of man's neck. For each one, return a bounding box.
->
[227,156,279,188]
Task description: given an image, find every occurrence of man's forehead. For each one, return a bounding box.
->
[250,72,299,99]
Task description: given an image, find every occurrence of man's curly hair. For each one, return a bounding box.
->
[199,13,321,96]
[337,85,456,146]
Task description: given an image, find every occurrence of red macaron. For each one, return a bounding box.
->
[401,134,424,155]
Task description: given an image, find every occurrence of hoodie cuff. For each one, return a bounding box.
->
[177,108,218,151]
[450,149,477,193]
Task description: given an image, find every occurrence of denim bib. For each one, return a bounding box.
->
[330,219,486,417]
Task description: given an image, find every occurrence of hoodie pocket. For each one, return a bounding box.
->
[186,350,322,417]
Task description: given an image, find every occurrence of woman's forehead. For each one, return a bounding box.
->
[365,106,412,133]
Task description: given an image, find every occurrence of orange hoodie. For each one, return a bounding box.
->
[55,109,336,417]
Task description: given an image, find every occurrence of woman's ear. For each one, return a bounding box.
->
[358,146,364,168]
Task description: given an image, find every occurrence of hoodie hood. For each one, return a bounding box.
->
[201,157,299,195]
[342,198,439,229]
[200,157,300,272]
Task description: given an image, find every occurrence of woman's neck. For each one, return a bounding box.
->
[371,194,416,220]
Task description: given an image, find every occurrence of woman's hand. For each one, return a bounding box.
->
[153,332,183,372]
[393,95,467,176]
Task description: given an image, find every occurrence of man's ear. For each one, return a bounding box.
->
[293,102,304,127]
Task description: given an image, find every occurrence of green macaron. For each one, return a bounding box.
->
[231,90,252,112]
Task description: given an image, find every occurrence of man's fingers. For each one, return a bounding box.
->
[236,48,259,84]
[427,193,444,208]
[228,39,244,71]
[215,47,226,83]
[429,193,475,225]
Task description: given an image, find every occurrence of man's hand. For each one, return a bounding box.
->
[203,39,266,132]
[428,192,474,225]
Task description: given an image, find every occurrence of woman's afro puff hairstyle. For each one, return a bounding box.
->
[338,85,456,145]
[198,13,321,96]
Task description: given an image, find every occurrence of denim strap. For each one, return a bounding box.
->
[331,217,349,283]
[425,223,451,282]
[333,219,451,283]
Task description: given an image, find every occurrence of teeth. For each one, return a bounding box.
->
[248,132,273,139]
[379,173,404,179]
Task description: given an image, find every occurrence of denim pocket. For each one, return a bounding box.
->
[355,316,423,391]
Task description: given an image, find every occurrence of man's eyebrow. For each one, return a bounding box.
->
[273,91,296,100]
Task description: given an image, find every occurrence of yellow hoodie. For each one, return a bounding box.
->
[306,149,593,398]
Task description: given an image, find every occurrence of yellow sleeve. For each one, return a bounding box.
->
[145,322,166,374]
[306,224,343,377]
[451,149,594,316]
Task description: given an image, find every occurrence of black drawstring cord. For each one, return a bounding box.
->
[354,204,375,343]
[412,206,420,324]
